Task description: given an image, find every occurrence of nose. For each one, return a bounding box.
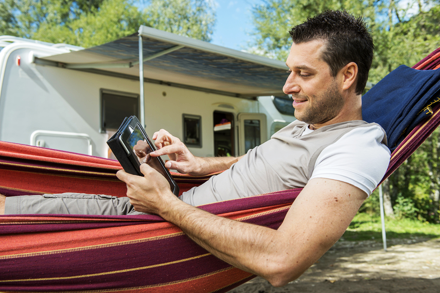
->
[283,72,301,95]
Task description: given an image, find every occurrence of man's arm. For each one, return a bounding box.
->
[150,129,243,176]
[117,165,367,287]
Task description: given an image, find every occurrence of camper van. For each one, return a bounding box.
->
[0,27,295,160]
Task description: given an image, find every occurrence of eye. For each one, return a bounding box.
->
[298,71,311,77]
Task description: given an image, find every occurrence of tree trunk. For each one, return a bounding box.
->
[382,179,395,218]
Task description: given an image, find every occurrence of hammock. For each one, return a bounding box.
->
[0,48,439,292]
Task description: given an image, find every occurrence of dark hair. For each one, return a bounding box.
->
[289,10,374,95]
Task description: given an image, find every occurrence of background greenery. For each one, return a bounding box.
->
[1,0,439,223]
[342,213,440,241]
[0,0,216,46]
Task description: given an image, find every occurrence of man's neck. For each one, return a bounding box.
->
[308,95,363,130]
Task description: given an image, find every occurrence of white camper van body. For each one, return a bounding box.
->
[0,31,295,159]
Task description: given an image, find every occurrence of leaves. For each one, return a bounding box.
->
[0,0,216,47]
[249,0,440,84]
[143,0,216,42]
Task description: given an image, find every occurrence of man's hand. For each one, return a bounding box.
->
[150,129,202,175]
[116,164,177,214]
[151,129,243,176]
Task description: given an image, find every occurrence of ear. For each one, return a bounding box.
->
[340,62,358,91]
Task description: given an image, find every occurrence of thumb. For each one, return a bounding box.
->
[116,169,132,183]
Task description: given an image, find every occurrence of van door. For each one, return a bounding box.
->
[237,113,267,156]
[213,111,235,157]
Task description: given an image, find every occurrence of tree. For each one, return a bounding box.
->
[0,0,19,36]
[143,0,215,42]
[0,0,105,38]
[249,0,440,84]
[32,0,143,47]
[368,2,440,84]
[249,0,379,61]
[0,0,216,47]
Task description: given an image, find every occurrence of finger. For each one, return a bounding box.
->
[155,136,170,149]
[150,144,183,157]
[153,129,171,142]
[117,170,142,187]
[153,129,176,146]
[116,170,129,182]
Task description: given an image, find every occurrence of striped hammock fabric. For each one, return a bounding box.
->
[0,142,300,292]
[0,48,439,292]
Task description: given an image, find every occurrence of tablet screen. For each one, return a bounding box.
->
[126,125,171,187]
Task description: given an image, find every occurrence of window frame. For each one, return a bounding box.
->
[182,113,202,148]
[100,89,139,133]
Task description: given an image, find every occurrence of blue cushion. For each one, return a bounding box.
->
[362,65,440,150]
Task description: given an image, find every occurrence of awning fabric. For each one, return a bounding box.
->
[40,26,289,98]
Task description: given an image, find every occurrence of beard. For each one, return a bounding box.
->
[293,81,344,126]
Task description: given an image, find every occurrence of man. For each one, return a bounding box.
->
[0,11,390,286]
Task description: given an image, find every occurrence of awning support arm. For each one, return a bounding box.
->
[139,35,145,127]
[133,45,184,65]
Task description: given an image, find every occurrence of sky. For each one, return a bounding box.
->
[210,0,264,51]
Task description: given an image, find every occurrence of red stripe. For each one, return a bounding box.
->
[0,169,127,197]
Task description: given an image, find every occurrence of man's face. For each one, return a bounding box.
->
[283,40,344,126]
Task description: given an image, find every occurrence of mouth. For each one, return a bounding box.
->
[292,97,308,107]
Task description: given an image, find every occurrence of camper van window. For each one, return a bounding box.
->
[183,114,202,147]
[244,119,260,153]
[100,89,139,132]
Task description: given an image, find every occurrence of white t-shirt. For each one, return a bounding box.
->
[181,120,390,206]
[304,125,390,195]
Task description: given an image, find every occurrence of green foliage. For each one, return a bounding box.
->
[359,188,380,215]
[0,0,18,36]
[393,196,419,219]
[0,0,216,47]
[342,213,440,242]
[385,127,440,223]
[143,0,215,42]
[249,0,379,61]
[0,0,105,38]
[369,3,440,84]
[32,0,142,47]
[249,0,440,84]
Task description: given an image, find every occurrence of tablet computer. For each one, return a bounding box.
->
[107,116,180,196]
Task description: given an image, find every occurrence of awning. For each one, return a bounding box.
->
[39,25,289,98]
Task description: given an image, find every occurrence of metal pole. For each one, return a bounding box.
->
[138,35,145,127]
[379,184,387,251]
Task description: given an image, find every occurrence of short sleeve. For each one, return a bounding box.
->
[310,125,391,196]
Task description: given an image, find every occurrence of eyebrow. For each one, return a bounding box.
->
[285,63,315,71]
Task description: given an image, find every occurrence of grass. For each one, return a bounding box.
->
[340,213,440,242]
